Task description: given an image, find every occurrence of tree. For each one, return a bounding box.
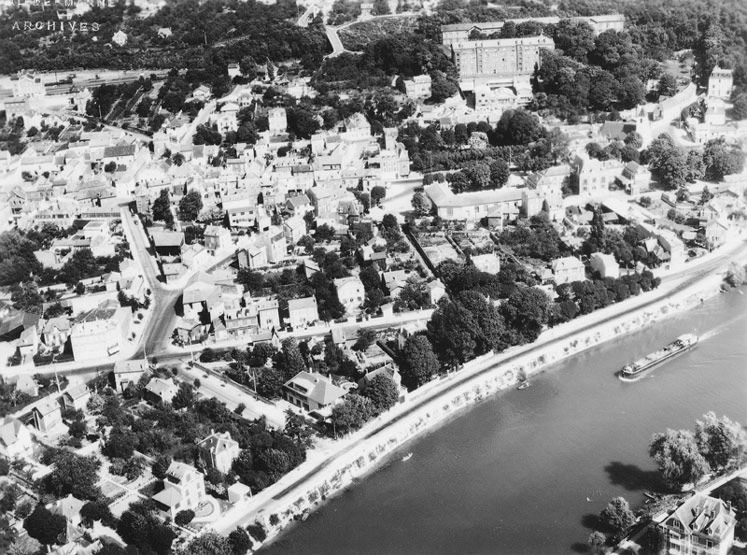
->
[553,20,595,62]
[273,338,306,382]
[702,138,744,181]
[456,290,507,354]
[600,497,636,541]
[314,223,335,242]
[24,505,66,546]
[228,527,252,554]
[649,429,710,488]
[495,109,544,145]
[103,428,137,460]
[400,335,438,390]
[10,282,43,314]
[371,0,389,15]
[429,70,458,103]
[330,394,374,435]
[371,186,386,206]
[40,451,101,500]
[174,509,195,526]
[658,73,677,97]
[172,382,196,410]
[283,410,314,449]
[178,190,203,221]
[80,500,114,527]
[587,530,607,554]
[500,287,551,344]
[464,163,491,190]
[256,448,291,481]
[489,158,510,188]
[694,412,745,471]
[411,192,431,215]
[730,93,747,120]
[427,299,480,367]
[151,189,173,226]
[117,500,175,554]
[178,532,231,555]
[361,375,398,414]
[68,418,87,439]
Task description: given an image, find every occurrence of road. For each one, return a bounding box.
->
[210,238,747,535]
[119,206,182,359]
[179,363,286,429]
[324,12,419,57]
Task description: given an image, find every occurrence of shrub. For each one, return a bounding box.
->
[174,509,195,526]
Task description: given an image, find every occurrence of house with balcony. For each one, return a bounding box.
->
[283,371,347,412]
[658,492,736,555]
[152,461,206,520]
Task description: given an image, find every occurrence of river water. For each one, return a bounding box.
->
[266,288,747,554]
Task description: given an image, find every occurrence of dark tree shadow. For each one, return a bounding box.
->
[570,542,589,553]
[604,461,667,492]
[581,513,603,531]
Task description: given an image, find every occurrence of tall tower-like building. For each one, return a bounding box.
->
[708,66,733,99]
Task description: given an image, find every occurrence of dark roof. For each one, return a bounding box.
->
[103,145,136,158]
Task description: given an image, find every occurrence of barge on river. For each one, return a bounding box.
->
[619,334,698,382]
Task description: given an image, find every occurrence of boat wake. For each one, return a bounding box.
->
[699,313,745,343]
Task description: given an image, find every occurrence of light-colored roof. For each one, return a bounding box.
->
[145,377,177,397]
[287,296,318,312]
[64,383,89,401]
[284,371,346,406]
[34,396,60,417]
[114,358,148,374]
[425,181,523,208]
[0,417,26,447]
[666,493,735,539]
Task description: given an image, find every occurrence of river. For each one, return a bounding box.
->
[264,288,747,554]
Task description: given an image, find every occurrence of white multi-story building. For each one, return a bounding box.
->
[659,493,735,555]
[268,107,287,134]
[449,35,554,91]
[152,462,206,520]
[287,297,319,329]
[199,431,240,474]
[551,256,586,284]
[572,154,624,200]
[424,181,523,225]
[708,66,733,100]
[403,75,432,99]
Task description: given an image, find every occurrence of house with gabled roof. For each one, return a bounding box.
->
[658,492,736,555]
[62,383,90,412]
[32,396,63,433]
[198,430,240,474]
[283,371,347,412]
[0,417,34,458]
[144,377,178,406]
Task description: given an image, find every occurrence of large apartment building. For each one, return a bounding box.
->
[449,35,554,91]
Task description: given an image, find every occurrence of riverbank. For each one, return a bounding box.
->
[211,241,747,551]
